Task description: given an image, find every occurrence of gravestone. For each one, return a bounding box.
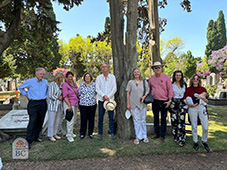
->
[12,137,29,160]
[0,110,28,135]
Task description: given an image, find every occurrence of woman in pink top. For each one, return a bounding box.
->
[62,71,79,142]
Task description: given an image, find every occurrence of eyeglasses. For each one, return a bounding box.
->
[154,66,161,69]
[193,78,199,80]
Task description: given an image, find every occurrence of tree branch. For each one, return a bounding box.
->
[0,0,11,8]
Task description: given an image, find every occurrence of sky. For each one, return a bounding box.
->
[53,0,227,58]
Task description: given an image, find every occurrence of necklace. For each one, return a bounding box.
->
[135,80,140,86]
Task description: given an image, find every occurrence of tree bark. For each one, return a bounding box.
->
[109,0,138,139]
[0,0,21,56]
[148,0,161,74]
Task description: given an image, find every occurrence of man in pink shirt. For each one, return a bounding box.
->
[149,61,174,143]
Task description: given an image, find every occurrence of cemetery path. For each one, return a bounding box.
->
[2,150,227,170]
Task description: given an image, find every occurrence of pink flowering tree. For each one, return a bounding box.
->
[53,68,68,77]
[208,45,227,76]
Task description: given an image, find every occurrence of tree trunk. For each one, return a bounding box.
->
[0,0,21,56]
[148,0,161,74]
[109,0,138,139]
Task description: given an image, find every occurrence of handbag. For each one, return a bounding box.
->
[143,79,154,104]
[65,109,73,121]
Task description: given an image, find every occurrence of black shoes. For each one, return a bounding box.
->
[34,138,43,142]
[151,135,159,139]
[80,135,85,139]
[89,135,94,139]
[202,142,210,152]
[193,142,199,151]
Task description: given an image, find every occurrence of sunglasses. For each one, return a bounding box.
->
[154,66,161,69]
[193,78,199,80]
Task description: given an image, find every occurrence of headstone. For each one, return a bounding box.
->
[0,110,28,135]
[12,137,29,160]
[18,95,28,109]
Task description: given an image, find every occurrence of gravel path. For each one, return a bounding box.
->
[2,151,227,170]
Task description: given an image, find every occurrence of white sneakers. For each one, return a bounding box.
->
[49,137,56,142]
[54,135,61,140]
[67,136,74,142]
[72,134,76,138]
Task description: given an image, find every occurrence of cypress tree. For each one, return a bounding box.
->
[216,10,226,49]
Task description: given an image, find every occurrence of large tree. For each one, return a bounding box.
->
[0,0,84,57]
[205,10,226,61]
[4,3,62,76]
[109,0,191,139]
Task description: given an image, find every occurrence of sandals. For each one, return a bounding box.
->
[143,138,149,143]
[134,138,140,144]
[178,141,185,147]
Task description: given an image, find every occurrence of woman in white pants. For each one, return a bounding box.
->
[183,74,210,152]
[126,68,149,144]
[62,71,79,142]
[47,72,64,142]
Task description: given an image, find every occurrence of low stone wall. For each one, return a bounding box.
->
[208,98,227,106]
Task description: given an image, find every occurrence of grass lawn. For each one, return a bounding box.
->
[0,106,227,162]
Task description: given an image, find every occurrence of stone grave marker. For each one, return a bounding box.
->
[0,110,28,135]
[12,137,29,160]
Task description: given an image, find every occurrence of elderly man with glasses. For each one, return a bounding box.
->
[148,61,174,143]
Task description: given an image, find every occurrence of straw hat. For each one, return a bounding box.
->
[152,61,164,68]
[104,99,117,111]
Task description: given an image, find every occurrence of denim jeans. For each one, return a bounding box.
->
[98,101,114,135]
[152,100,168,137]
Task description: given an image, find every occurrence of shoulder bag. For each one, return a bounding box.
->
[143,79,154,104]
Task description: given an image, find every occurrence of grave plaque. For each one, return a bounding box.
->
[12,137,29,160]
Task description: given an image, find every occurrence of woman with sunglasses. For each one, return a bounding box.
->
[169,70,187,147]
[183,74,210,152]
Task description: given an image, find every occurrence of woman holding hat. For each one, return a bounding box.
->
[126,68,149,144]
[78,72,97,139]
[47,72,64,142]
[62,71,79,142]
[183,74,210,152]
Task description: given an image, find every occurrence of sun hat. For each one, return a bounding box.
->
[104,99,117,111]
[152,61,164,68]
[125,110,132,119]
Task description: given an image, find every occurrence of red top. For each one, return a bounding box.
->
[183,86,207,100]
[149,73,174,101]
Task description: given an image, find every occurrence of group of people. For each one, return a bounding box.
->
[19,63,116,149]
[19,61,210,152]
[127,61,210,152]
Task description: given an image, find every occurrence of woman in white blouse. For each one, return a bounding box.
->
[169,70,187,147]
[47,72,64,142]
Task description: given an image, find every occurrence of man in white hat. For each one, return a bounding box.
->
[96,63,117,140]
[148,61,174,143]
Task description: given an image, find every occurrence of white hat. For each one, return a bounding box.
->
[125,110,132,119]
[104,100,117,111]
[152,61,164,68]
[186,97,194,106]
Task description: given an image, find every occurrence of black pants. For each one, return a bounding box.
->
[79,104,97,136]
[26,100,47,144]
[152,100,168,137]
